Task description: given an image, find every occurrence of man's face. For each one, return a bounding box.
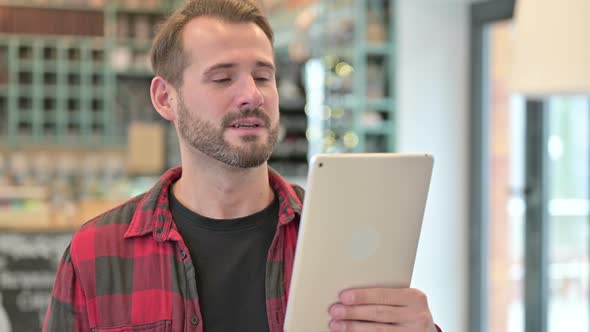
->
[174,17,280,168]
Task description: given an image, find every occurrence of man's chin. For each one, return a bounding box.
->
[226,136,271,151]
[226,154,271,169]
[216,145,272,168]
[225,132,266,143]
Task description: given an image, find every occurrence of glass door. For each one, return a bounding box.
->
[484,20,525,332]
[473,5,590,332]
[546,97,589,332]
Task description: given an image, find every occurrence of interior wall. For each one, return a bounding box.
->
[396,1,471,332]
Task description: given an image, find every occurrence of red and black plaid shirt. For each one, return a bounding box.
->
[43,166,302,332]
[43,166,443,332]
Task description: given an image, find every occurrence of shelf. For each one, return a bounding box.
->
[0,2,169,14]
[0,2,104,12]
[0,143,126,153]
[324,96,394,112]
[321,121,388,134]
[7,85,106,97]
[327,43,391,57]
[16,61,56,71]
[0,207,52,230]
[322,46,354,59]
[0,33,104,45]
[115,39,153,50]
[0,135,126,147]
[365,43,391,56]
[363,122,393,136]
[279,99,306,111]
[366,98,394,111]
[305,0,396,153]
[280,127,307,135]
[14,61,106,72]
[323,6,355,23]
[109,5,169,15]
[325,95,357,109]
[269,154,308,163]
[115,69,154,77]
[18,60,85,69]
[315,44,390,59]
[0,185,48,200]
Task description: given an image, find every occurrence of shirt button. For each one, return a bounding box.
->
[180,250,187,259]
[191,316,199,325]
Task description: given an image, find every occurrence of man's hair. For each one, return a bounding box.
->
[150,0,274,87]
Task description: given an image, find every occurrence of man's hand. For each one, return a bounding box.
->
[328,288,437,332]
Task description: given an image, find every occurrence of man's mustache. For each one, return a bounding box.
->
[221,108,271,129]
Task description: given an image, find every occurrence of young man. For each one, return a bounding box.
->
[44,1,442,331]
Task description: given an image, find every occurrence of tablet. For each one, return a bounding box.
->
[283,153,434,332]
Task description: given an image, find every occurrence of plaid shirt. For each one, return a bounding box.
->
[43,166,443,332]
[43,166,302,332]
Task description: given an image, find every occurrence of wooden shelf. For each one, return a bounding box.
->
[0,185,48,199]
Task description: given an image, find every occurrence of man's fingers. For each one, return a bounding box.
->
[329,304,415,324]
[329,319,420,332]
[340,288,428,307]
[331,288,435,332]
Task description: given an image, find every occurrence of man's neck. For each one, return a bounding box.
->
[172,151,274,220]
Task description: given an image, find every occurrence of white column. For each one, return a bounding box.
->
[396,1,470,332]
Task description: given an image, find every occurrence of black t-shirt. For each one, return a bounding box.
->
[169,190,279,332]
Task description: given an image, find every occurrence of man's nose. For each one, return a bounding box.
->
[236,76,264,110]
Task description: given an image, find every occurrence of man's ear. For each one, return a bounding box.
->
[151,76,178,121]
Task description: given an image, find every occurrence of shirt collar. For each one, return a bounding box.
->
[124,166,302,241]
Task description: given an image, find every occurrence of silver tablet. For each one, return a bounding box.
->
[284,153,434,332]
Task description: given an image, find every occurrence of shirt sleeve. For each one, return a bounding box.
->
[43,244,90,332]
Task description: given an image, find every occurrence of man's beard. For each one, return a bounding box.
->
[176,95,279,168]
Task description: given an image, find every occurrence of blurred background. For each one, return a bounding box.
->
[0,0,588,332]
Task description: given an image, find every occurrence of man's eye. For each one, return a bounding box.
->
[255,77,270,82]
[212,78,231,83]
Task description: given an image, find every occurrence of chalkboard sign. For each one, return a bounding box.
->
[0,232,73,332]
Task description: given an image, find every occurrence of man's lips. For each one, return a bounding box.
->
[227,117,266,129]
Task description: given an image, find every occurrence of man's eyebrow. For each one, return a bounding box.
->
[255,61,275,71]
[203,63,237,76]
[202,61,275,76]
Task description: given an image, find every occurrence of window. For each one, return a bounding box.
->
[471,2,589,332]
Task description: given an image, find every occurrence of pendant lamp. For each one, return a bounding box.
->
[510,0,590,96]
